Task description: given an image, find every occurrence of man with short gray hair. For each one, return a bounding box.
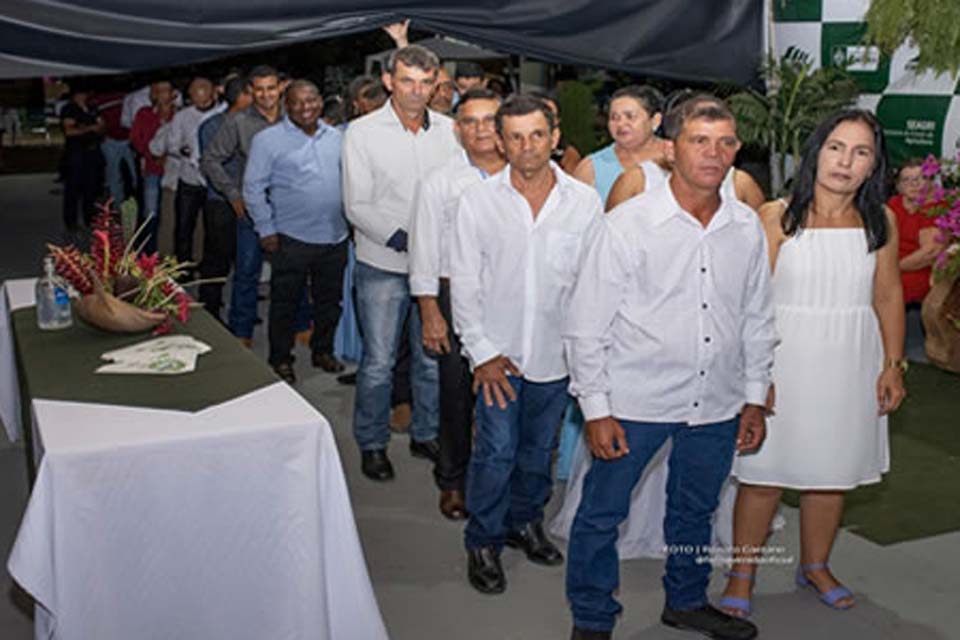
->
[342,44,461,481]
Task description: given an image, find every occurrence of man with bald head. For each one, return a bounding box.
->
[149,75,222,266]
[243,80,349,384]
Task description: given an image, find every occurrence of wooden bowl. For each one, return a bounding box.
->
[74,287,167,334]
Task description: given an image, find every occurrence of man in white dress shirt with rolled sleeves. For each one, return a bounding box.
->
[342,45,461,481]
[409,88,505,521]
[450,94,603,595]
[564,95,776,640]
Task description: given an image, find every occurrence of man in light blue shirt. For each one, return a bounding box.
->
[244,79,349,384]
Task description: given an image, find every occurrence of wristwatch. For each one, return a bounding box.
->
[885,357,909,374]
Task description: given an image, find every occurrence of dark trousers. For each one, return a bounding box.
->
[197,199,237,322]
[566,417,738,631]
[434,280,474,492]
[174,180,206,265]
[268,235,348,366]
[62,148,102,229]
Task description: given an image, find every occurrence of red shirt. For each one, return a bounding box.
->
[89,92,128,141]
[888,194,938,303]
[129,105,171,177]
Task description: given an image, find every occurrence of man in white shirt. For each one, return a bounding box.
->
[342,45,461,481]
[450,94,603,595]
[409,88,505,520]
[564,95,775,640]
[149,76,220,266]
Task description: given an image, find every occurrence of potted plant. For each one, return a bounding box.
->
[727,47,860,195]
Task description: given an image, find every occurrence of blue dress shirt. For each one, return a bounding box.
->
[243,116,348,245]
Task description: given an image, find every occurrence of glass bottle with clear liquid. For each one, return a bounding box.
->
[36,256,73,330]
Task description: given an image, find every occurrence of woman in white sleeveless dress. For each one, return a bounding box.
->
[719,110,906,617]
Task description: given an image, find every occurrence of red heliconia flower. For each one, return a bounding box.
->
[137,252,159,279]
[91,228,112,277]
[175,292,190,323]
[47,244,94,295]
[153,315,174,336]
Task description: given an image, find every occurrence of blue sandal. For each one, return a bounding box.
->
[796,563,854,610]
[718,570,756,618]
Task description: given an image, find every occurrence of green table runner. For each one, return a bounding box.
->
[11,306,278,414]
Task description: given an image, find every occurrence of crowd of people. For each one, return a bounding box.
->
[47,26,933,639]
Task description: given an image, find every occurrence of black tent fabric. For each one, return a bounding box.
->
[0,1,761,84]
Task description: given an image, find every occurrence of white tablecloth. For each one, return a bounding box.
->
[0,279,32,442]
[2,280,388,640]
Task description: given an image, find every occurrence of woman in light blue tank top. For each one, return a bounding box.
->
[557,86,665,482]
[573,85,665,206]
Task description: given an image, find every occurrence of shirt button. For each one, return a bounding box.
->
[704,336,711,343]
[693,401,699,408]
[700,267,707,273]
[699,370,706,376]
[702,303,708,309]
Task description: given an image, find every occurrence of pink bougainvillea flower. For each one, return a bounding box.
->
[921,155,941,178]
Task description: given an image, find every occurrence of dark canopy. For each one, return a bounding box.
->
[0,1,761,84]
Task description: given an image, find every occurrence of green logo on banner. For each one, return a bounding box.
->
[822,23,890,94]
[773,0,822,22]
[876,95,952,167]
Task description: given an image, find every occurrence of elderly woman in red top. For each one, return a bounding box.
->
[887,158,944,303]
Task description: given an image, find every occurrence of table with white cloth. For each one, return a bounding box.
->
[1,279,388,640]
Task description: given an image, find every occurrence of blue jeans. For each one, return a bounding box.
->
[140,174,162,255]
[566,417,738,631]
[228,216,263,339]
[101,138,137,205]
[464,376,569,550]
[353,261,438,450]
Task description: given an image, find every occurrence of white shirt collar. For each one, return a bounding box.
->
[379,99,434,133]
[493,160,572,197]
[647,176,736,232]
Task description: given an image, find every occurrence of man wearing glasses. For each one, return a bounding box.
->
[409,88,505,520]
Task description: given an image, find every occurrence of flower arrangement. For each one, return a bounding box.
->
[919,154,960,282]
[46,200,194,334]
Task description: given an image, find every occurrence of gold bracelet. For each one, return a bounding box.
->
[885,357,908,374]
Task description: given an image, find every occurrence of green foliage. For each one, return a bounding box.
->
[556,80,600,155]
[865,0,960,76]
[727,47,860,194]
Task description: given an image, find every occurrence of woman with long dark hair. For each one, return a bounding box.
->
[720,110,906,616]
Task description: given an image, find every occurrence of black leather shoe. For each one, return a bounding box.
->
[505,521,563,566]
[661,605,758,640]
[312,352,345,373]
[336,371,357,385]
[570,628,612,640]
[273,362,296,384]
[361,450,394,481]
[467,546,505,594]
[409,438,440,463]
